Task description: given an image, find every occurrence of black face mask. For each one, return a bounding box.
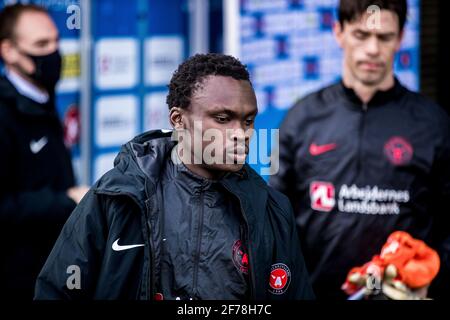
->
[18,49,62,91]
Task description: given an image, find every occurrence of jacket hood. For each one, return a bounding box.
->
[93,130,175,208]
[94,130,269,219]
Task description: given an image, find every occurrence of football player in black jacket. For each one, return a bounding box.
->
[270,0,450,299]
[35,54,314,300]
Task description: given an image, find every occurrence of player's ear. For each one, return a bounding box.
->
[333,21,345,48]
[0,39,20,65]
[169,107,185,129]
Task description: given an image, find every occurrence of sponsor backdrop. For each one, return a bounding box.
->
[2,0,420,183]
[90,0,188,183]
[230,0,420,178]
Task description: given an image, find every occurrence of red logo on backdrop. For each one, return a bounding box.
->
[384,136,413,166]
[63,104,80,148]
[269,263,291,295]
[100,56,111,73]
[232,240,249,275]
[310,181,336,212]
[400,52,411,68]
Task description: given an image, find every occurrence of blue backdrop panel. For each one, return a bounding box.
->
[90,0,188,183]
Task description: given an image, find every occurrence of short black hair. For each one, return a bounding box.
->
[166,53,251,110]
[0,4,48,43]
[338,0,407,32]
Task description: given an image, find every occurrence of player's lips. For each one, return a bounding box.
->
[359,61,383,71]
[227,153,247,164]
[232,152,248,159]
[226,146,249,163]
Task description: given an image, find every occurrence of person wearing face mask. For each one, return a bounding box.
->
[0,4,89,299]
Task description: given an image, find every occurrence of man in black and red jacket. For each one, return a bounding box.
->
[35,54,314,300]
[270,0,450,300]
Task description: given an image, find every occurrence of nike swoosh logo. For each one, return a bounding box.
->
[30,136,48,154]
[112,238,145,252]
[309,143,337,156]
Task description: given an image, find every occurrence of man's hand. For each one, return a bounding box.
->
[67,186,90,204]
[383,264,430,299]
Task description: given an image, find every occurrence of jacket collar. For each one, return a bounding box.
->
[5,69,49,104]
[166,149,219,193]
[339,77,407,108]
[0,75,55,116]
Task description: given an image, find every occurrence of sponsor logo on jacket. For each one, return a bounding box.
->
[384,136,414,166]
[269,263,291,295]
[232,240,249,275]
[310,181,410,215]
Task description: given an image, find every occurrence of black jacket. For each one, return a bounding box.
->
[35,130,314,300]
[270,79,450,299]
[0,76,76,299]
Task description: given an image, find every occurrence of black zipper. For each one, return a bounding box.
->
[146,208,156,300]
[192,187,205,298]
[122,143,157,299]
[221,184,256,300]
[357,103,368,178]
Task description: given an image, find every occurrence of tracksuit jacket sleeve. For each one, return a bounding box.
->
[34,189,107,300]
[0,125,77,226]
